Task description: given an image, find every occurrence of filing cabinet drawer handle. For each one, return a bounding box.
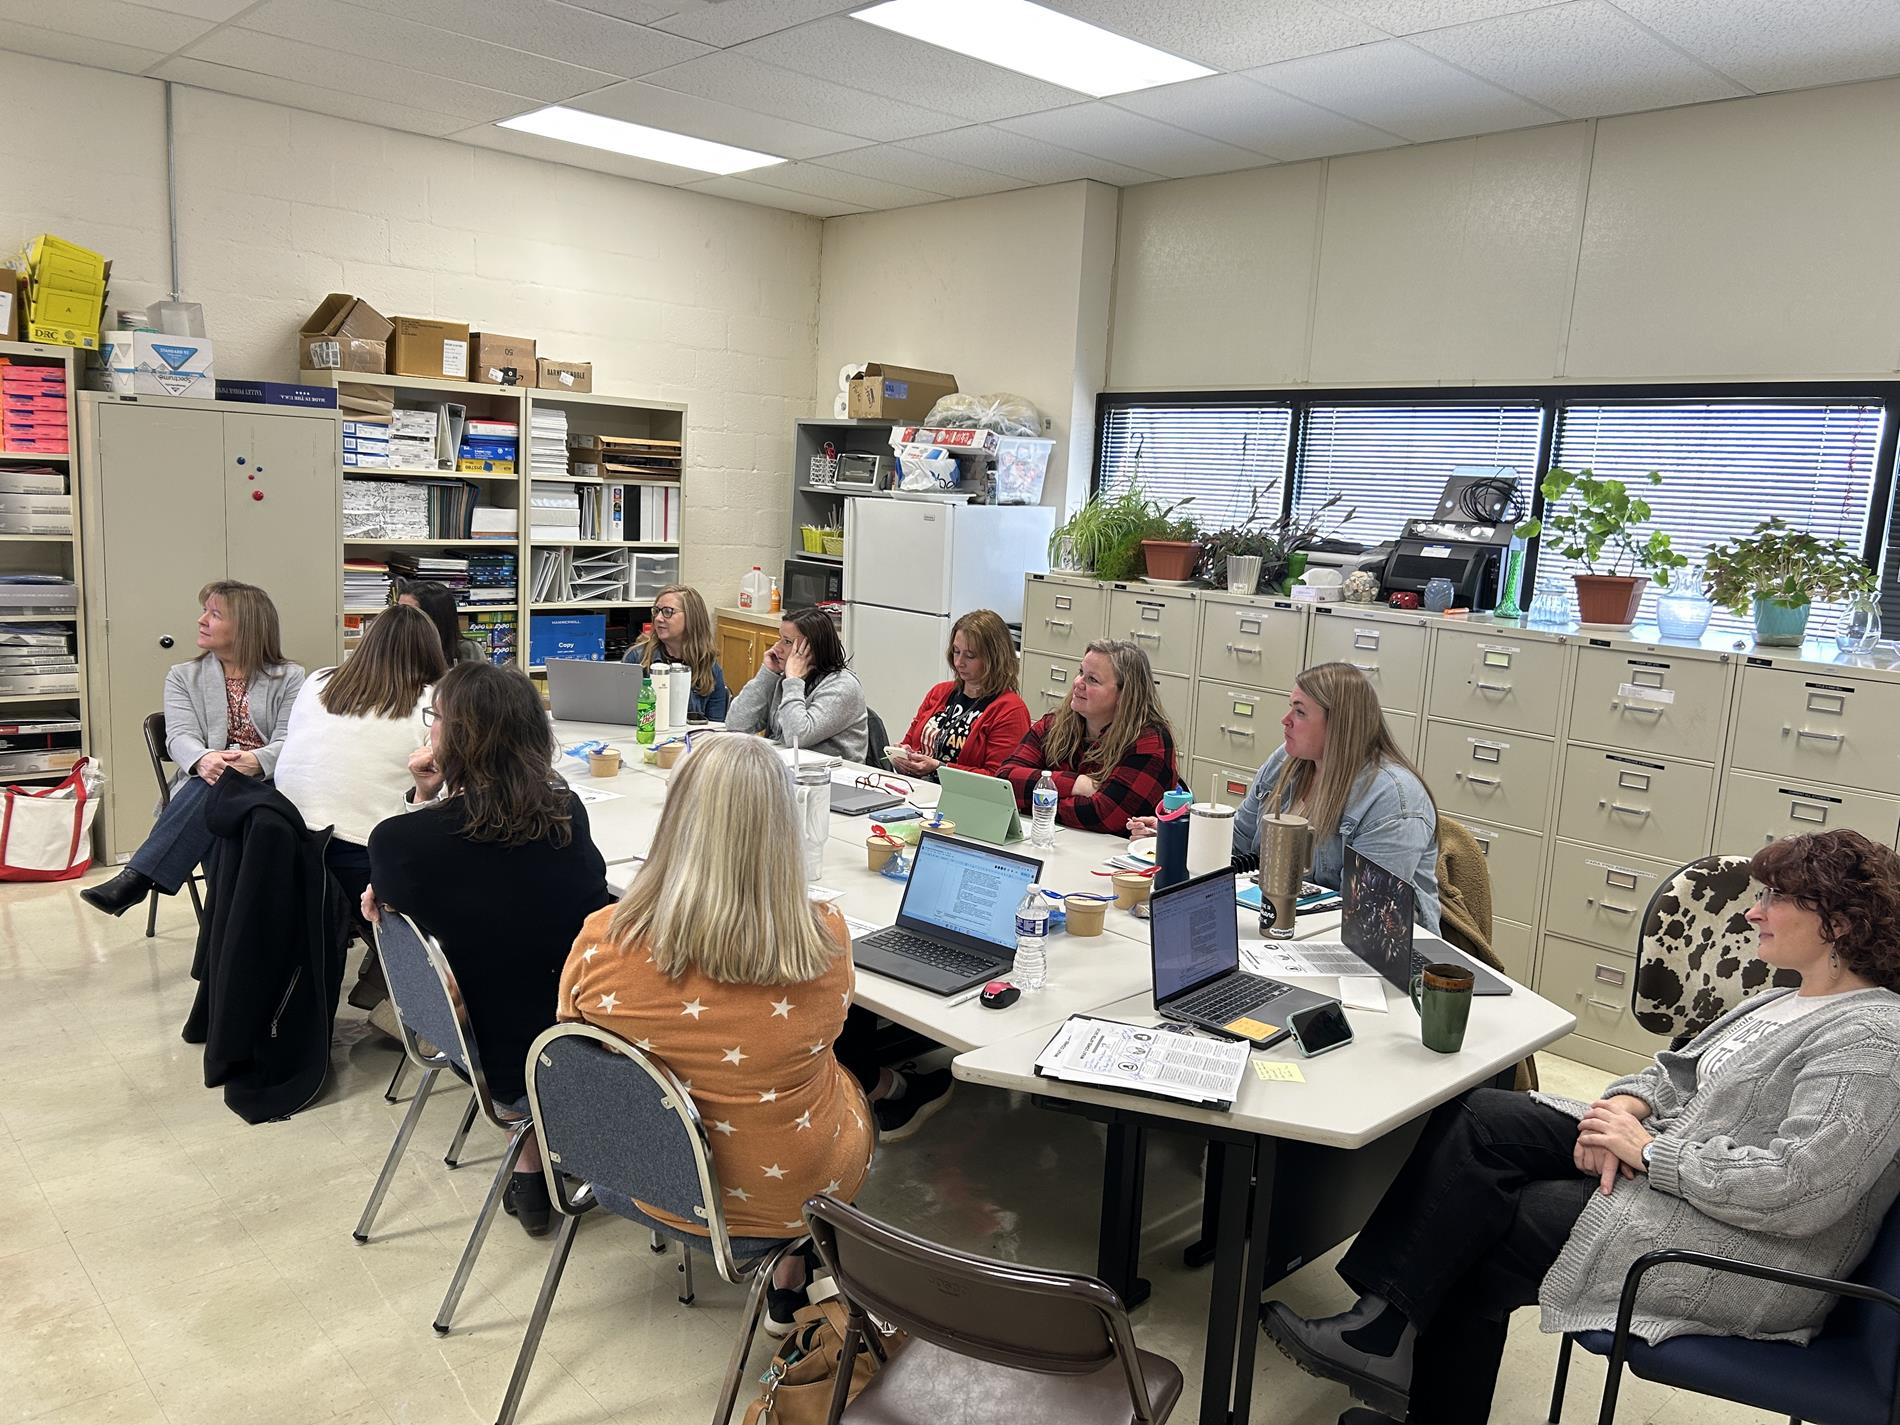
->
[1043,617,1073,629]
[1605,802,1651,818]
[1351,661,1381,675]
[1462,773,1500,787]
[1219,725,1256,739]
[1039,689,1063,703]
[1474,681,1513,694]
[1793,727,1845,745]
[1226,643,1263,657]
[1597,901,1636,916]
[1612,700,1664,717]
[1473,837,1492,856]
[1133,630,1161,643]
[1585,996,1625,1013]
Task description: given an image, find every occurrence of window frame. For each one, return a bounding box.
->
[1093,381,1900,595]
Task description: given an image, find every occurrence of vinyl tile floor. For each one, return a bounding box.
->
[1,874,1786,1425]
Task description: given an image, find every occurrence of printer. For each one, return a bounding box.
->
[1381,468,1527,611]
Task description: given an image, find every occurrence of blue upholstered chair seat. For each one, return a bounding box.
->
[1573,1327,1889,1425]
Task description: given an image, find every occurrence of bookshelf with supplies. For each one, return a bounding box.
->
[0,339,86,788]
[306,369,683,673]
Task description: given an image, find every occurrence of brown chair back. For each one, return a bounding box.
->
[803,1194,1162,1419]
[142,711,174,807]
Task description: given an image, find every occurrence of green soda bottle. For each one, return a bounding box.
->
[636,673,655,745]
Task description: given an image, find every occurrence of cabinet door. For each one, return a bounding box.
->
[92,401,226,857]
[716,620,758,694]
[223,412,339,670]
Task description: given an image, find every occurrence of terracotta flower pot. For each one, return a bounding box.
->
[1572,573,1648,626]
[1141,539,1199,582]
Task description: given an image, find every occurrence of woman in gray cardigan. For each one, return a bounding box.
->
[82,581,304,916]
[1263,828,1900,1425]
[725,607,868,764]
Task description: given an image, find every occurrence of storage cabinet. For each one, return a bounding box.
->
[1308,610,1428,711]
[1716,770,1900,851]
[1727,664,1900,795]
[1542,841,1676,953]
[714,613,778,695]
[1555,749,1715,866]
[1422,720,1556,832]
[1568,644,1730,759]
[1108,586,1197,677]
[1537,943,1663,1058]
[1197,596,1304,692]
[1193,680,1278,766]
[1024,576,1108,658]
[1455,818,1542,927]
[1427,628,1564,735]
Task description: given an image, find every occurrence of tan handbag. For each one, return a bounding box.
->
[742,1297,905,1425]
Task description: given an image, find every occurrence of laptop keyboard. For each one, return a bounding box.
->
[862,928,997,980]
[1177,974,1291,1024]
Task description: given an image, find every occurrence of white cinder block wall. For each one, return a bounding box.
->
[0,49,822,607]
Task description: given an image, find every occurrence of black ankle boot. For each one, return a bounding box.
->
[503,1171,552,1237]
[81,868,155,917]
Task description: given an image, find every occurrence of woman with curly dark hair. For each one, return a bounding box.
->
[1263,828,1900,1425]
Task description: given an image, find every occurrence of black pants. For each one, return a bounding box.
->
[836,1005,886,1093]
[1338,1087,1596,1425]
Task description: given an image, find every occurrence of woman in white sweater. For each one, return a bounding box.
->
[274,603,447,911]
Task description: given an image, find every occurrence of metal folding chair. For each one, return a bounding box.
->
[139,711,206,937]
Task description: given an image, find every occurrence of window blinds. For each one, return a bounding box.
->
[1097,403,1293,529]
[1546,402,1886,634]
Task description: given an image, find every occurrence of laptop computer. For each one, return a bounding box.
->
[1149,866,1338,1049]
[934,766,1025,844]
[1341,844,1512,996]
[830,782,904,815]
[851,832,1043,995]
[545,658,644,725]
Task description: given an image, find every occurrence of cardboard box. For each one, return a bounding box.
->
[214,380,338,409]
[388,317,470,380]
[471,332,536,386]
[0,270,17,341]
[536,358,593,393]
[337,382,396,417]
[99,332,216,399]
[299,294,392,374]
[846,363,957,421]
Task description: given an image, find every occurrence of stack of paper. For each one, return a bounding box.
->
[530,409,569,478]
[530,481,581,541]
[343,480,429,540]
[0,624,77,693]
[389,409,439,470]
[343,560,390,610]
[1034,1016,1250,1109]
[0,574,77,615]
[472,507,517,539]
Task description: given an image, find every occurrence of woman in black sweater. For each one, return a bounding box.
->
[364,661,611,1236]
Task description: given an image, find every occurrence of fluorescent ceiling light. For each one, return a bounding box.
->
[853,0,1212,98]
[497,106,784,176]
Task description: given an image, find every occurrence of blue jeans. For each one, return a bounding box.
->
[127,774,236,894]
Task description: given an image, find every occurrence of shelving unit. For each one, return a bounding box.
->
[0,339,85,789]
[304,370,685,670]
[787,417,898,572]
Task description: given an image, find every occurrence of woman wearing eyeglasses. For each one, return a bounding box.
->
[621,583,729,722]
[1262,828,1900,1425]
[363,662,611,1237]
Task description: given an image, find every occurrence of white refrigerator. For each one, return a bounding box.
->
[843,498,1055,732]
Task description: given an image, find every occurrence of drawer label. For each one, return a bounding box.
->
[1055,596,1072,610]
[1586,859,1648,881]
[1606,753,1664,771]
[1775,786,1843,804]
[1238,617,1262,634]
[1480,647,1517,666]
[1232,700,1254,717]
[1805,681,1855,693]
[1619,682,1675,704]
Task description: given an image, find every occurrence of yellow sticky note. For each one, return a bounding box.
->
[1253,1060,1305,1083]
[1225,1016,1277,1039]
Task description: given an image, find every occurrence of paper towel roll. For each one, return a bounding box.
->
[832,392,850,418]
[1187,802,1235,877]
[837,363,866,392]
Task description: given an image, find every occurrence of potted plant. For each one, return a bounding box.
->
[1048,484,1156,577]
[1702,517,1875,646]
[1138,511,1201,582]
[1517,467,1685,626]
[1195,484,1354,594]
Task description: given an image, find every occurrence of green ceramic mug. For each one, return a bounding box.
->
[1409,962,1475,1053]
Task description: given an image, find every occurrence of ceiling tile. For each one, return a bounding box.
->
[559,0,683,23]
[896,126,1162,186]
[1612,0,1900,93]
[1320,0,1561,34]
[0,0,209,54]
[453,120,715,185]
[640,51,960,143]
[180,28,540,123]
[682,175,866,218]
[1247,39,1559,142]
[1111,72,1404,162]
[734,16,1078,124]
[0,24,165,74]
[570,80,869,161]
[729,161,946,210]
[1042,0,1384,69]
[650,0,863,47]
[998,103,1267,178]
[154,54,473,135]
[336,0,709,80]
[240,0,622,103]
[1409,0,1745,117]
[807,145,1026,199]
[129,0,255,17]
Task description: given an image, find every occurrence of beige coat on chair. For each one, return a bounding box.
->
[1436,813,1538,1091]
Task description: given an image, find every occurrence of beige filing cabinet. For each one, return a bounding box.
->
[1308,604,1429,758]
[1189,593,1305,806]
[80,394,341,861]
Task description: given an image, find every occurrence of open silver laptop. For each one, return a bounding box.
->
[545,658,644,725]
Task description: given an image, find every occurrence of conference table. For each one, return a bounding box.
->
[552,721,1577,1425]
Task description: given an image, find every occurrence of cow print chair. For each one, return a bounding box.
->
[1634,854,1802,1049]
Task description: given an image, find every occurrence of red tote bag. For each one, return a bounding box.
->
[0,757,100,882]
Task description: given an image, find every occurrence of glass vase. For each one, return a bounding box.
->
[1655,566,1714,641]
[1834,592,1882,653]
[1494,548,1525,619]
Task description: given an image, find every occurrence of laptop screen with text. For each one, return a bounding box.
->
[1151,870,1241,1003]
[896,835,1039,950]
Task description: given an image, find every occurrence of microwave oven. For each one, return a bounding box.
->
[782,555,844,611]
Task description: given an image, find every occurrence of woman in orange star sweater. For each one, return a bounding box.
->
[559,733,874,1325]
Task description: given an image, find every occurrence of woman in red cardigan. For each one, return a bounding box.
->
[890,609,1031,778]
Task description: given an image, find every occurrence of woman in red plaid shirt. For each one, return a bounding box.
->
[999,639,1178,835]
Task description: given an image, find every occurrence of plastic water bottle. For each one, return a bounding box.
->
[1031,770,1058,848]
[1013,883,1049,991]
[636,675,655,745]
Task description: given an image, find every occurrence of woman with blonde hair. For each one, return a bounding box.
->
[560,733,873,1323]
[997,639,1177,835]
[273,602,447,912]
[621,583,729,722]
[891,608,1030,778]
[83,580,305,916]
[1231,661,1440,932]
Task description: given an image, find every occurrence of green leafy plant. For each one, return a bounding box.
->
[1050,483,1195,581]
[1194,483,1354,589]
[1702,517,1874,614]
[1516,467,1685,585]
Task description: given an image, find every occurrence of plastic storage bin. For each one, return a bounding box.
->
[994,436,1054,504]
[631,553,681,601]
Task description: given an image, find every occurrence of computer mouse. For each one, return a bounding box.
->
[979,980,1021,1010]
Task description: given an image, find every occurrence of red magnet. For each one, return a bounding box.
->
[252,490,264,501]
